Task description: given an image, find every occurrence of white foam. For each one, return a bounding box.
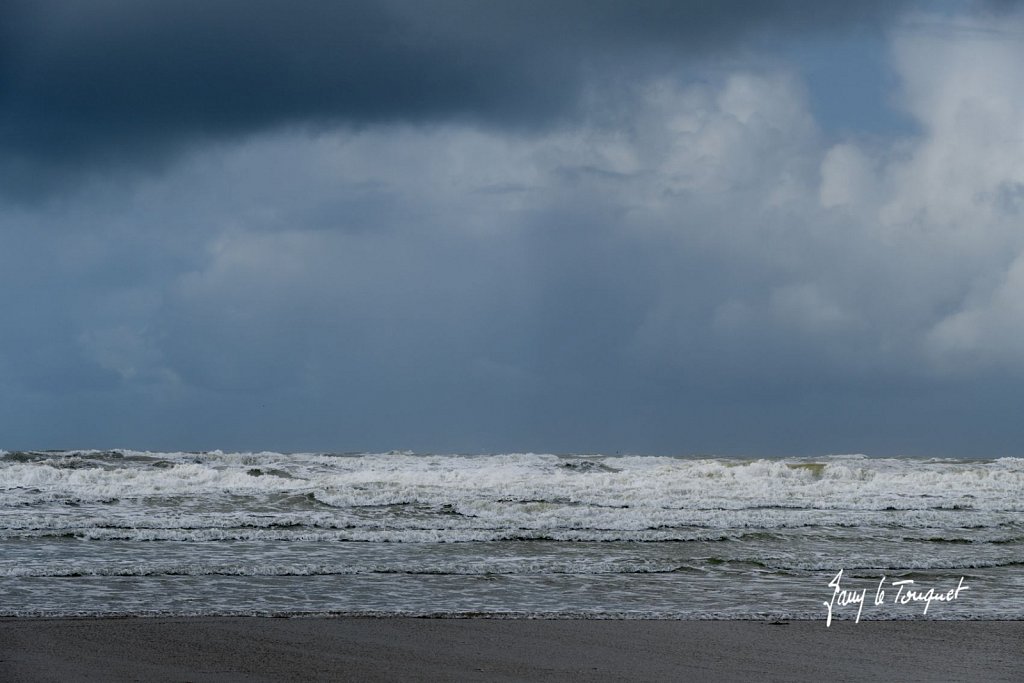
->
[3,453,1023,540]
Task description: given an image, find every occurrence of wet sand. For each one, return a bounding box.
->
[1,618,1021,682]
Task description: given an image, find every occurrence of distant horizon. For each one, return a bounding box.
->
[4,446,1018,460]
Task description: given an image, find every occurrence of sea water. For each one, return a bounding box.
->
[1,450,1022,620]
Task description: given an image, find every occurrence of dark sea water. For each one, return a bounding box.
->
[1,450,1022,621]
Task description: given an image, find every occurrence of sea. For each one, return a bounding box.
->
[2,450,1022,621]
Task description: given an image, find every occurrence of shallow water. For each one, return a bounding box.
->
[2,450,1021,619]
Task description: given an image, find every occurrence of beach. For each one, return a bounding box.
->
[2,617,1021,682]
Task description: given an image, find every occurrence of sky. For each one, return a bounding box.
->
[3,1,1024,456]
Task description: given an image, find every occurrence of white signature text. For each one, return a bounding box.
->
[823,569,969,626]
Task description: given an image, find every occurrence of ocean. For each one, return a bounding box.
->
[1,450,1021,621]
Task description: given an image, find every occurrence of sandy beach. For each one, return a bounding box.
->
[1,618,1020,682]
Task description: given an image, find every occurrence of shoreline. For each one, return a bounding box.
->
[2,618,1021,682]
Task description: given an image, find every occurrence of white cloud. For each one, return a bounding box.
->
[819,143,877,209]
[927,253,1024,370]
[880,14,1024,370]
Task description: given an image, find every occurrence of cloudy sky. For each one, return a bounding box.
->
[3,1,1024,456]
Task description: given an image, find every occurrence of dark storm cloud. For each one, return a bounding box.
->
[9,1,1023,456]
[1,0,908,176]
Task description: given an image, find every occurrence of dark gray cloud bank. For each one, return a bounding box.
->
[2,1,907,185]
[3,1,1024,455]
